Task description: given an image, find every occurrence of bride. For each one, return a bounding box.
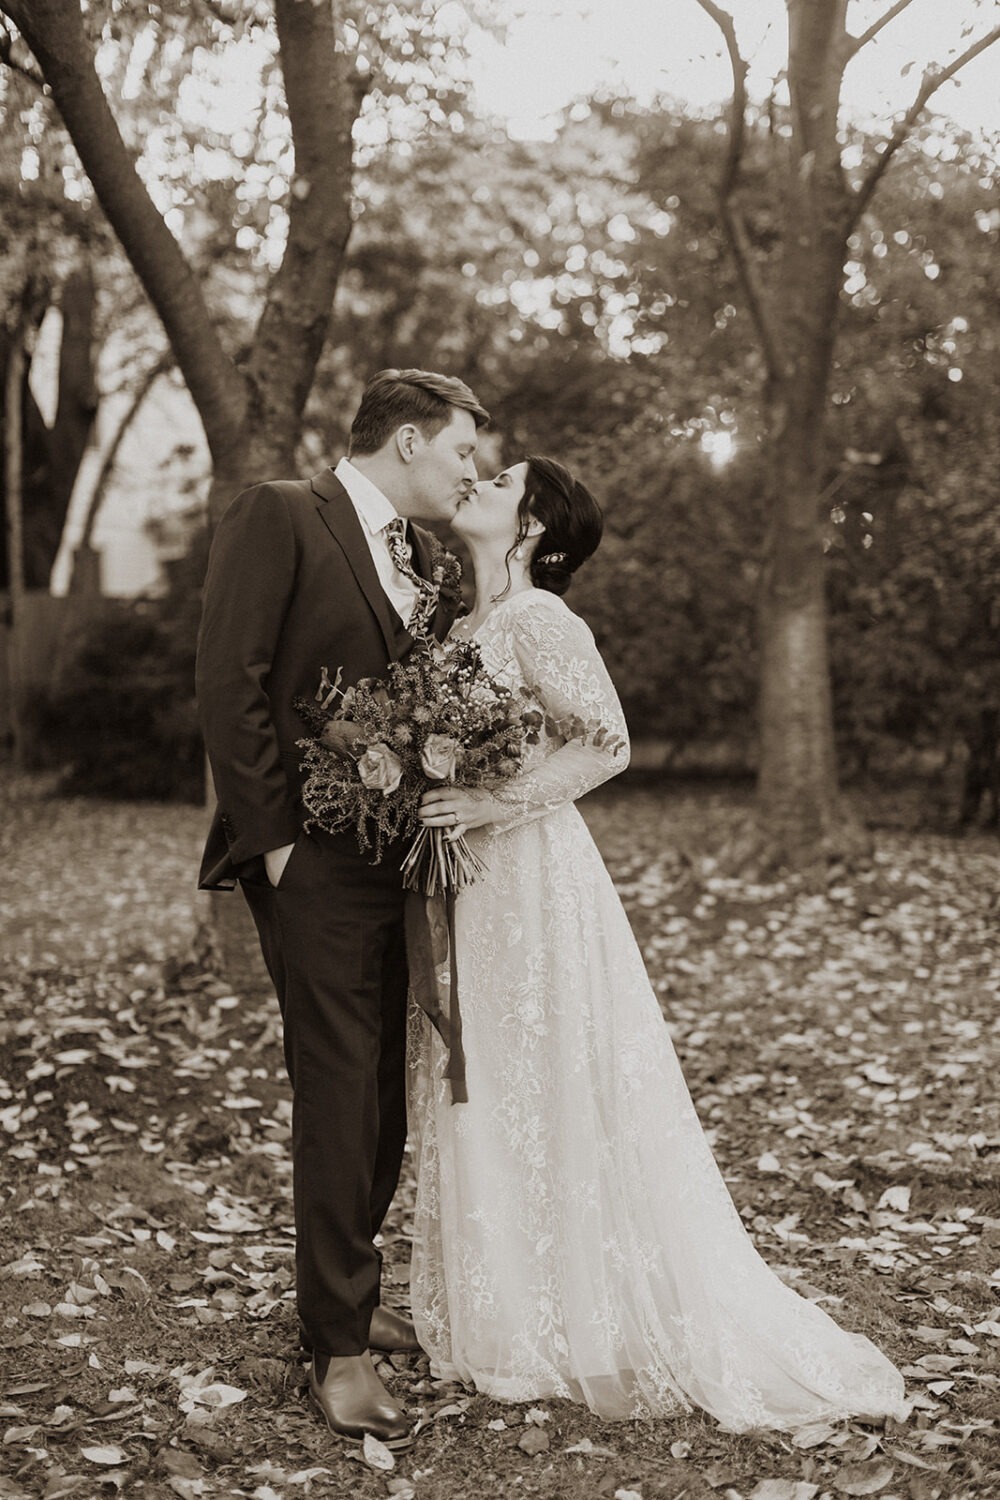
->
[408,456,907,1433]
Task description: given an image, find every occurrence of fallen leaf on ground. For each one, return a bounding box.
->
[80,1445,126,1465]
[832,1462,895,1496]
[749,1482,819,1500]
[563,1436,618,1457]
[361,1432,395,1471]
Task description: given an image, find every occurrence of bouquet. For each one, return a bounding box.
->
[295,637,530,895]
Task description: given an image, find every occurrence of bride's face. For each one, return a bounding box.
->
[452,462,529,547]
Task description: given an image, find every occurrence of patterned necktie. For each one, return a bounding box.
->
[384,516,438,636]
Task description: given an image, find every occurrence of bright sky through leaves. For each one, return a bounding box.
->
[465,0,1000,140]
[133,0,1000,153]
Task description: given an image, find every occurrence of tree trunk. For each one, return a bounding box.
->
[28,259,99,587]
[68,349,171,593]
[754,0,854,860]
[695,0,1000,864]
[757,531,838,850]
[0,258,98,590]
[757,232,847,853]
[3,311,27,769]
[48,262,98,521]
[0,300,45,589]
[237,0,359,490]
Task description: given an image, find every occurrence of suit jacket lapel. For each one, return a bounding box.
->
[311,469,411,661]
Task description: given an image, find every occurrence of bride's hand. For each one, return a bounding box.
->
[419,787,498,841]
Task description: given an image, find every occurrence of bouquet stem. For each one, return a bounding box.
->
[401,825,488,896]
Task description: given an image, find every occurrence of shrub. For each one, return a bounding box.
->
[33,536,206,803]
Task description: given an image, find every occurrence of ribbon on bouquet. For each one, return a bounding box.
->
[404,889,468,1105]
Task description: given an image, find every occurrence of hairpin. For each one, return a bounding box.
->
[539,551,567,564]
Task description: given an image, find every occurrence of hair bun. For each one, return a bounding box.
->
[530,551,573,597]
[519,455,603,598]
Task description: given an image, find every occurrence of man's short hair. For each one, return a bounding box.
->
[348,368,490,456]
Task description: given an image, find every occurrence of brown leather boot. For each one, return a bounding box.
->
[368,1304,424,1354]
[309,1351,414,1449]
[299,1306,424,1356]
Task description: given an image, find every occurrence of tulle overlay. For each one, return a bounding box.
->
[407,590,907,1431]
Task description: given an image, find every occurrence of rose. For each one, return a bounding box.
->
[420,733,459,782]
[357,743,404,796]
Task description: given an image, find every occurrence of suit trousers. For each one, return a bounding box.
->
[240,824,408,1357]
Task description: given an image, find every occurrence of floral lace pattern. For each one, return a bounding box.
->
[406,589,907,1431]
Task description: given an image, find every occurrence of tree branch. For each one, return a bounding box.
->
[78,350,174,556]
[241,0,361,469]
[0,177,108,244]
[693,0,784,384]
[846,0,916,58]
[0,0,247,470]
[0,16,44,87]
[195,0,242,26]
[192,0,264,38]
[853,24,1000,219]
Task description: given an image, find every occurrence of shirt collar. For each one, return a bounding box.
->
[334,457,400,536]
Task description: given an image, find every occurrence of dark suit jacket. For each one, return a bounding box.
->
[195,467,456,890]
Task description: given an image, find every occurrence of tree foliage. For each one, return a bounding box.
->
[305,94,998,811]
[686,0,999,860]
[2,3,997,826]
[0,0,493,526]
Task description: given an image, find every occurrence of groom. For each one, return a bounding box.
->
[196,369,488,1446]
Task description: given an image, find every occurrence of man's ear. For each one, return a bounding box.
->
[394,424,420,464]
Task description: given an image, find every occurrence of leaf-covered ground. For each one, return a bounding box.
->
[1,773,998,1500]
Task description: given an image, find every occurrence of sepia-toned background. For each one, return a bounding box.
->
[1,4,998,1497]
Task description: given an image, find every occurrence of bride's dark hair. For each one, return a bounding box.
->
[512,456,603,598]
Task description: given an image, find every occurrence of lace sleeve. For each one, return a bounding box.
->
[492,597,630,832]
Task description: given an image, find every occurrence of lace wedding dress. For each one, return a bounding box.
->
[406,588,907,1432]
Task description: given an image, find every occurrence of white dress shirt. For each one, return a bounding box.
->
[333,457,418,627]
